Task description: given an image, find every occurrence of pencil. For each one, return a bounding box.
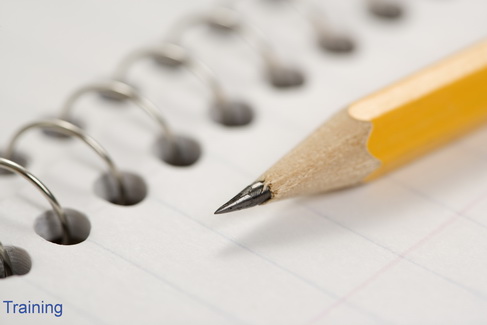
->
[215,39,487,214]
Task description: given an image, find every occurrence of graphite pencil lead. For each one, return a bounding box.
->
[214,181,271,214]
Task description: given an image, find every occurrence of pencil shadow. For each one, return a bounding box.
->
[215,177,432,257]
[217,128,487,257]
[214,183,400,257]
[297,181,411,230]
[215,206,341,257]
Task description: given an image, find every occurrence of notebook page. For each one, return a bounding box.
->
[1,0,487,324]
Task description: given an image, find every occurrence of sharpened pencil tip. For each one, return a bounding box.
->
[214,181,271,214]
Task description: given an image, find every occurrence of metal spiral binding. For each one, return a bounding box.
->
[165,7,306,89]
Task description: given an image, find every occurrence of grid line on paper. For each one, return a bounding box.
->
[307,186,487,324]
[302,204,487,300]
[88,239,251,325]
[154,197,391,325]
[388,175,487,230]
[23,278,108,325]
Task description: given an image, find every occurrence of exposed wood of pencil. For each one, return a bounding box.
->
[260,39,487,201]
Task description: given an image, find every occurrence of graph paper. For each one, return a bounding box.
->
[1,0,487,324]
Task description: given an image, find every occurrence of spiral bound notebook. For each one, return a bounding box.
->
[2,0,487,324]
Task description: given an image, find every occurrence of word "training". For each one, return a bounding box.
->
[3,300,63,317]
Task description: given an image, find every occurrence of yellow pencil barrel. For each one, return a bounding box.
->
[349,39,487,179]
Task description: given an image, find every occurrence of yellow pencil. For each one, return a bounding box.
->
[215,39,487,214]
